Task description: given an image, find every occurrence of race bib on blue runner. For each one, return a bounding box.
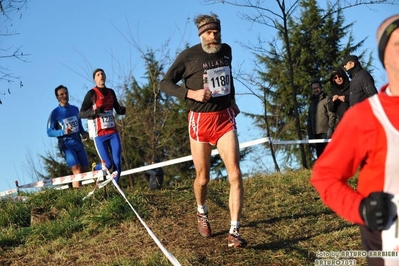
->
[63,116,79,133]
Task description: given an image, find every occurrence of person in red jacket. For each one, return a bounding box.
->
[311,14,399,266]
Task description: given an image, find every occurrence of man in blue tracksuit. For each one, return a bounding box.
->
[47,85,90,188]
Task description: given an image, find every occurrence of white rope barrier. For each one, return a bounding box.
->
[119,137,273,176]
[0,188,18,198]
[12,170,106,190]
[82,171,117,201]
[1,137,332,261]
[1,137,330,197]
[99,165,182,265]
[114,179,182,265]
[271,139,331,144]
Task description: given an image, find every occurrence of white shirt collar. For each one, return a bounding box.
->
[386,86,393,96]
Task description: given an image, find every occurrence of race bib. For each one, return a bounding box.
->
[204,66,231,97]
[99,110,115,129]
[63,116,79,133]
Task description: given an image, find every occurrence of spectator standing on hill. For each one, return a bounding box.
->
[311,14,399,266]
[79,68,126,184]
[47,85,90,188]
[160,13,247,248]
[307,80,336,158]
[342,55,378,107]
[327,67,350,124]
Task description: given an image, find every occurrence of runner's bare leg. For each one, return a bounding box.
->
[217,131,243,221]
[190,139,212,207]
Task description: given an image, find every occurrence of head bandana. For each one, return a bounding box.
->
[378,17,399,68]
[197,22,221,36]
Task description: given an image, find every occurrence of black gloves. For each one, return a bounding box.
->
[118,106,126,115]
[94,106,125,116]
[94,106,106,115]
[359,192,394,231]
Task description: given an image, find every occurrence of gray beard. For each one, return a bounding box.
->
[200,35,222,54]
[201,43,222,54]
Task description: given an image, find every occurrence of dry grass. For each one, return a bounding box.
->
[0,169,366,265]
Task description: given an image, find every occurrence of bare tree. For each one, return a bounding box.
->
[0,0,30,103]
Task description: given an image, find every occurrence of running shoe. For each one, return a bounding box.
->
[197,212,212,237]
[228,228,247,248]
[92,162,99,182]
[91,162,97,171]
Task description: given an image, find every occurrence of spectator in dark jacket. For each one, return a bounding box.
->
[327,67,350,125]
[307,80,337,158]
[342,55,378,107]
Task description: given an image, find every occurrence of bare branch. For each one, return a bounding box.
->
[0,0,31,103]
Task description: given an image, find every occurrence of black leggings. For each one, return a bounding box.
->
[314,133,328,158]
[359,225,384,265]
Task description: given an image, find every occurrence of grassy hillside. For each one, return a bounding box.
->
[0,170,365,265]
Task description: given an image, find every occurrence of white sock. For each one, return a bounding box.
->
[197,204,208,214]
[230,221,240,234]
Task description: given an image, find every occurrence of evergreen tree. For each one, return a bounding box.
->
[38,47,251,187]
[252,0,366,166]
[116,49,193,187]
[39,152,70,180]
